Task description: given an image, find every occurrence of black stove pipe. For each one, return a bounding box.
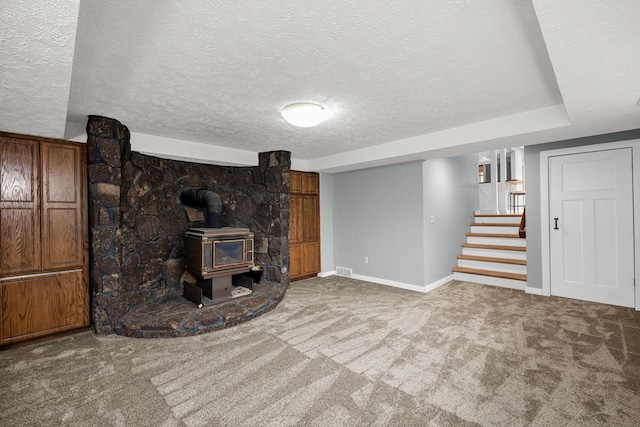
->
[179,187,222,228]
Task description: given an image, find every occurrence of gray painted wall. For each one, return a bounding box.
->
[333,161,425,285]
[524,129,640,289]
[319,172,334,274]
[422,155,478,284]
[331,154,478,287]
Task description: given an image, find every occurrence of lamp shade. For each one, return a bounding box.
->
[280,103,326,127]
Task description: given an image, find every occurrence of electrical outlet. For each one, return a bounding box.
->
[430,215,435,224]
[364,256,369,264]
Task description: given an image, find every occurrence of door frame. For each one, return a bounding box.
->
[540,139,640,310]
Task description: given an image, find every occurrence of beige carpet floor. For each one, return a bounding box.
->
[1,277,639,426]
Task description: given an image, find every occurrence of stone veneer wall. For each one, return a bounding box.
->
[86,116,290,335]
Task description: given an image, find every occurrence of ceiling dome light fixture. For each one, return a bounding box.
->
[280,102,327,127]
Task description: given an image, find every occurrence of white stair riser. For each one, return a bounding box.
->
[453,272,526,290]
[474,216,522,224]
[457,259,527,274]
[467,236,527,247]
[462,247,527,260]
[470,225,520,234]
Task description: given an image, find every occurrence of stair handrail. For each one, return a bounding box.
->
[519,208,526,238]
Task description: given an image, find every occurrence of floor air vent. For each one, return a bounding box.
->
[336,267,352,278]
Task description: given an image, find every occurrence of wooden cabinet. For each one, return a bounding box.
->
[0,133,89,345]
[289,171,320,281]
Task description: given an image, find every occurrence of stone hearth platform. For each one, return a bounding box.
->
[116,281,286,338]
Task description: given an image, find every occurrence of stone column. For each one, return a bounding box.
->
[255,151,291,284]
[86,115,128,334]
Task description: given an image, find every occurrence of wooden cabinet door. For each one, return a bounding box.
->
[291,171,302,193]
[302,195,319,242]
[289,244,303,279]
[0,137,41,275]
[302,242,320,276]
[41,142,84,270]
[1,271,87,344]
[290,195,303,244]
[289,171,320,281]
[302,173,319,194]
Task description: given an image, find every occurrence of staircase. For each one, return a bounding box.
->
[452,213,526,290]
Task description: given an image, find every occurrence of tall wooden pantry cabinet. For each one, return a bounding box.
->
[289,171,320,281]
[0,132,89,345]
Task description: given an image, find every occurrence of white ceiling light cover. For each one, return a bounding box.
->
[280,103,327,128]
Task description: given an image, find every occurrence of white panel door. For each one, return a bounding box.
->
[549,148,634,307]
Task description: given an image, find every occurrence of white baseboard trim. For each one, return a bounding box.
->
[317,270,336,278]
[349,273,452,294]
[525,286,544,295]
[424,275,454,293]
[351,274,425,292]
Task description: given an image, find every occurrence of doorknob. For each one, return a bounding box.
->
[554,218,559,230]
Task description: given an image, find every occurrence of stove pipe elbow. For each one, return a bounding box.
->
[179,187,222,228]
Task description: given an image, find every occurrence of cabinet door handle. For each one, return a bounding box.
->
[553,218,559,230]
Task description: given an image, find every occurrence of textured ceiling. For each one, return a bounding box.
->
[1,0,639,172]
[1,0,79,138]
